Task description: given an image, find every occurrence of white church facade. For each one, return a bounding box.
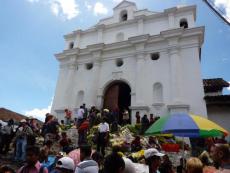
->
[51,1,207,123]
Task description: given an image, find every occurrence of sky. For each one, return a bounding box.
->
[0,0,230,121]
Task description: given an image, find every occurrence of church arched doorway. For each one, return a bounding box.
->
[103,81,131,124]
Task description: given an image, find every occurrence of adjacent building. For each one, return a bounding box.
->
[204,78,230,138]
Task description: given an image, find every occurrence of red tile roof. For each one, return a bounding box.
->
[203,78,229,92]
[0,108,27,122]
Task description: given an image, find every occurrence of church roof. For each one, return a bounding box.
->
[203,78,229,93]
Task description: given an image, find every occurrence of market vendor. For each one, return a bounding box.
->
[64,109,72,125]
[148,136,161,151]
[122,109,130,125]
[97,117,110,156]
[131,136,142,152]
[141,114,150,134]
[135,111,141,124]
[78,118,89,146]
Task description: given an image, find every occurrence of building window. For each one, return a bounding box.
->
[116,32,124,42]
[180,19,188,28]
[153,83,163,103]
[69,42,74,49]
[116,59,123,67]
[86,63,93,70]
[150,53,160,60]
[76,90,84,107]
[120,10,128,21]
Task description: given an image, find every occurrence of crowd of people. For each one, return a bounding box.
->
[0,103,229,173]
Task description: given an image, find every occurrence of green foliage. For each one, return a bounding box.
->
[120,124,141,135]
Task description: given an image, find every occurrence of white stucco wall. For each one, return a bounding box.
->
[63,3,196,50]
[51,1,207,122]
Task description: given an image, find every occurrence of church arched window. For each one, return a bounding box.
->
[120,10,128,22]
[180,18,188,28]
[153,83,163,103]
[69,42,74,49]
[77,90,84,107]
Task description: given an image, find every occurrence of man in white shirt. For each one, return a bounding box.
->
[97,117,109,156]
[76,106,84,128]
[82,103,88,119]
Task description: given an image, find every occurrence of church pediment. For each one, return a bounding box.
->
[113,0,136,10]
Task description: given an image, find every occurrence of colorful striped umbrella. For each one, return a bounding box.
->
[145,113,229,137]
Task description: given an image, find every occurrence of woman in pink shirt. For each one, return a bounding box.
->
[17,146,48,173]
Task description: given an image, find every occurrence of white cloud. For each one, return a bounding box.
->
[25,100,52,122]
[26,0,80,20]
[85,1,92,11]
[214,0,230,22]
[50,2,59,16]
[113,0,123,3]
[53,0,80,20]
[94,2,108,16]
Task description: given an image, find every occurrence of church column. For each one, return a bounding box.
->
[168,46,182,103]
[168,13,175,29]
[65,57,77,109]
[97,24,104,43]
[129,36,149,123]
[51,63,67,114]
[87,44,104,107]
[137,18,144,35]
[92,51,102,107]
[135,45,145,105]
[132,54,151,121]
[165,7,176,29]
[75,30,81,48]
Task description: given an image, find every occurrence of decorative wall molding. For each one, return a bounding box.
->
[129,106,149,111]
